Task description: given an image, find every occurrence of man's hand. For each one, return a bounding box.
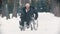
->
[34,17,37,20]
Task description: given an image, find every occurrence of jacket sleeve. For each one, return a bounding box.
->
[20,8,23,18]
[34,8,38,20]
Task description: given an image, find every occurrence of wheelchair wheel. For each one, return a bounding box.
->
[19,21,25,31]
[31,19,38,30]
[34,20,38,30]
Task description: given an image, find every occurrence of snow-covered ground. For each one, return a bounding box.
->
[0,12,60,34]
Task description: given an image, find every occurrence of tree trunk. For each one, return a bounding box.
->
[12,0,18,18]
[2,0,6,17]
[51,0,60,17]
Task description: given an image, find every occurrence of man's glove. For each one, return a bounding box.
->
[34,17,37,20]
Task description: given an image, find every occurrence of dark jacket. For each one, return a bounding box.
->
[20,6,38,21]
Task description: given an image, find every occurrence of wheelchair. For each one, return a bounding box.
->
[19,17,38,31]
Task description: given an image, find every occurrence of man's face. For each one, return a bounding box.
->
[25,3,30,9]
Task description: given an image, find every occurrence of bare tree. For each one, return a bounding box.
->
[12,0,18,18]
[2,0,10,19]
[50,0,60,17]
[2,0,6,17]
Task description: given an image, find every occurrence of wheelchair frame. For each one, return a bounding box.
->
[19,17,38,31]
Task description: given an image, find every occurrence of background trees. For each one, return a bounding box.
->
[0,0,60,19]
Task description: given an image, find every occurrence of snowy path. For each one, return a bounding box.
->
[0,12,60,34]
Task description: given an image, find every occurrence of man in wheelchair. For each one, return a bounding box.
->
[19,3,38,31]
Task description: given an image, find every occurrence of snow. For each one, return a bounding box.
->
[0,12,60,34]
